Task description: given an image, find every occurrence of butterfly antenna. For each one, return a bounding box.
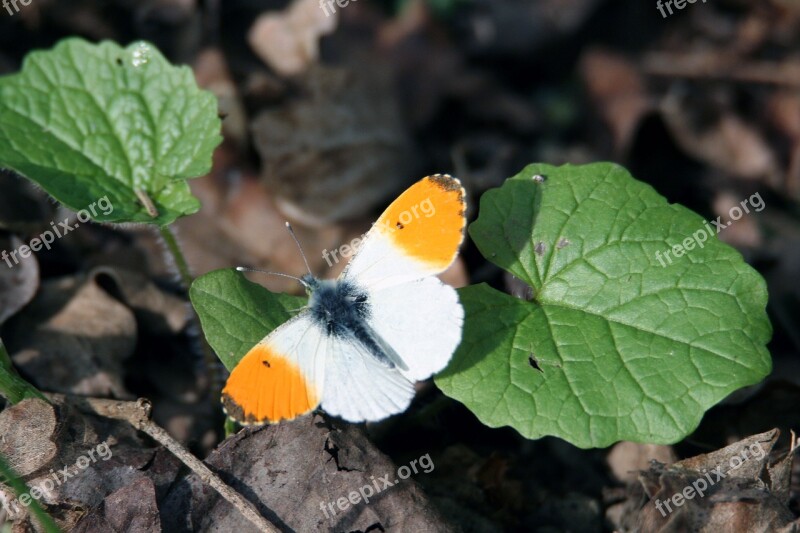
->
[285,222,313,277]
[235,267,310,289]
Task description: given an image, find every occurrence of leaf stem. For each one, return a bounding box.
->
[0,338,47,404]
[135,189,160,218]
[159,225,194,291]
[157,225,226,400]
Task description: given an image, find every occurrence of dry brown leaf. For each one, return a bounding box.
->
[0,399,57,477]
[193,48,248,148]
[712,191,763,249]
[767,91,800,197]
[161,414,455,532]
[0,234,39,325]
[248,0,338,77]
[635,429,798,532]
[607,442,677,484]
[90,266,189,336]
[580,49,652,154]
[661,88,781,187]
[74,477,162,533]
[0,398,180,531]
[252,65,414,226]
[3,275,137,397]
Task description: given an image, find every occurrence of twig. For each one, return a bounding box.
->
[48,395,279,533]
[643,52,800,88]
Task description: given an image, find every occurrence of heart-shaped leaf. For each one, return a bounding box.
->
[0,38,222,226]
[436,163,772,448]
[190,269,306,371]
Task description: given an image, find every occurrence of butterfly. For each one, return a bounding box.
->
[222,174,466,424]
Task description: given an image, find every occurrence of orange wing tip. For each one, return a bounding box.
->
[221,345,320,425]
[427,173,464,194]
[220,394,316,426]
[376,173,467,271]
[429,173,467,229]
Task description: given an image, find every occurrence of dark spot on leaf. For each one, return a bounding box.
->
[528,354,543,372]
[535,242,546,256]
[557,238,570,249]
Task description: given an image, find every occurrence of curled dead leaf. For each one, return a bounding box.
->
[635,430,799,532]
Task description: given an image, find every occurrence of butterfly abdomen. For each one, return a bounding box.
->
[308,279,402,368]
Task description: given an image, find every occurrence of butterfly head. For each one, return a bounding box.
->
[300,273,320,295]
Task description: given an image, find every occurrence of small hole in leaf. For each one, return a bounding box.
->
[528,354,543,372]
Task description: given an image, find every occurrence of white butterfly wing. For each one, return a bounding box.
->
[341,174,466,290]
[222,312,327,424]
[364,277,464,382]
[321,333,415,423]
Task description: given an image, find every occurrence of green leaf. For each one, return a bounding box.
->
[0,450,61,533]
[190,269,306,371]
[0,38,222,226]
[436,163,772,448]
[0,338,46,404]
